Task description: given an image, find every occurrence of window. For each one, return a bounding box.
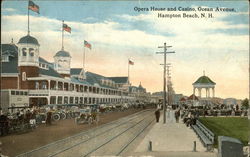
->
[35,82,39,89]
[20,91,24,95]
[42,82,47,89]
[22,72,26,81]
[22,48,27,56]
[29,48,34,57]
[2,55,9,62]
[11,91,15,95]
[16,91,20,95]
[39,63,49,70]
[24,92,28,95]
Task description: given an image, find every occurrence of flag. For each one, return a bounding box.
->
[28,0,39,14]
[129,60,134,65]
[84,40,92,49]
[63,24,71,33]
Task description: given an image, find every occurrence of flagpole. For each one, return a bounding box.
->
[83,47,86,70]
[28,1,30,35]
[62,20,64,50]
[128,59,130,85]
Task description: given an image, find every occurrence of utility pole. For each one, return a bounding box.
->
[156,43,175,124]
[166,65,171,107]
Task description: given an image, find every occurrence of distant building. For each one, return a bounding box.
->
[223,98,237,106]
[129,82,149,103]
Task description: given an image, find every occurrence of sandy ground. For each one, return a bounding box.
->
[0,108,143,157]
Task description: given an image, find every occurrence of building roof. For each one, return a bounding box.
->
[193,76,215,85]
[18,35,39,46]
[187,94,199,100]
[1,44,18,56]
[179,97,186,101]
[70,68,82,75]
[71,77,91,86]
[39,57,50,64]
[108,77,128,84]
[54,50,71,57]
[86,72,116,89]
[1,44,18,73]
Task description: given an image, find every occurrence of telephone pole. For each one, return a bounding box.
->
[156,43,175,124]
[166,65,172,107]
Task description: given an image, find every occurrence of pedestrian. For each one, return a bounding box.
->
[175,109,180,123]
[46,110,52,125]
[155,109,160,123]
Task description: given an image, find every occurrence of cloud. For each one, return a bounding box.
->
[2,8,16,12]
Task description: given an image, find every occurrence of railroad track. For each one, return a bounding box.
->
[16,110,154,157]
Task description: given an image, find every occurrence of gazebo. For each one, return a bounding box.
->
[192,73,216,98]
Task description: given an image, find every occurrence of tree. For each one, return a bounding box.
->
[241,98,249,109]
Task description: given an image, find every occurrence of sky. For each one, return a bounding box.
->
[1,0,249,99]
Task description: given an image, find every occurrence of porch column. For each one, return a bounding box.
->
[56,81,58,90]
[48,80,51,90]
[47,97,50,105]
[208,88,210,98]
[212,87,215,98]
[205,88,207,98]
[198,88,201,97]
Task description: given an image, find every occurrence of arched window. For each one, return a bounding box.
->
[22,48,27,56]
[29,48,34,57]
[22,72,26,81]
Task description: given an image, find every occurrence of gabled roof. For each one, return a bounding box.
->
[1,44,18,73]
[1,44,18,56]
[108,77,128,84]
[193,76,216,85]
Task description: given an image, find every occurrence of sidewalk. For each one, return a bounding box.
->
[132,112,217,157]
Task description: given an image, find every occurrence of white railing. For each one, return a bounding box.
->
[29,89,126,99]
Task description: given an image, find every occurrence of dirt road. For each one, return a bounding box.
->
[0,108,143,157]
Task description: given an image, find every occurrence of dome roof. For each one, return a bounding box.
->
[54,50,71,57]
[18,35,39,45]
[193,76,215,85]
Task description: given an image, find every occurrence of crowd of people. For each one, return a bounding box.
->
[154,103,248,127]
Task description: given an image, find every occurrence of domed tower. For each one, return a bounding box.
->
[17,35,40,89]
[54,50,71,78]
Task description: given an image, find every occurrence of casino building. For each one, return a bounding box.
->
[0,34,144,112]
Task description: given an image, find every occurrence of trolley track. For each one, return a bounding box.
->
[16,110,152,157]
[85,115,155,157]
